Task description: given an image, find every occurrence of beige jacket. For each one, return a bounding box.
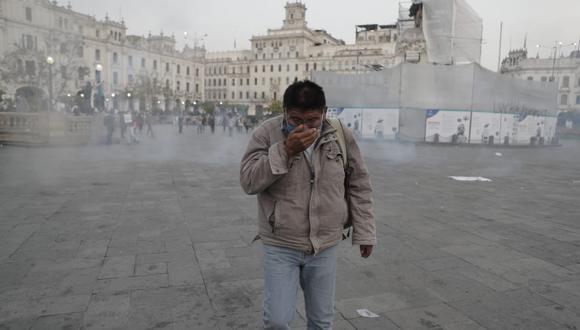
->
[240,115,376,254]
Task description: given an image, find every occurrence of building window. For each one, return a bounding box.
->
[560,94,568,105]
[113,52,118,64]
[254,92,257,99]
[77,67,85,80]
[128,56,133,67]
[186,66,190,75]
[305,63,309,71]
[527,76,533,81]
[576,95,580,105]
[195,83,199,93]
[278,64,282,72]
[246,91,250,99]
[262,91,265,99]
[24,60,36,76]
[195,68,199,77]
[153,60,158,70]
[270,65,274,72]
[25,7,32,22]
[255,78,258,85]
[562,76,570,88]
[177,65,181,74]
[232,92,235,99]
[247,66,250,73]
[176,81,181,91]
[247,78,250,85]
[254,66,258,73]
[262,65,266,73]
[95,49,101,61]
[239,91,243,99]
[186,82,190,92]
[113,72,118,85]
[166,63,170,72]
[232,79,235,86]
[273,92,277,100]
[96,30,100,38]
[313,63,317,70]
[141,58,146,68]
[295,64,299,71]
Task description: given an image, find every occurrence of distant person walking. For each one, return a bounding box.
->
[178,112,184,134]
[103,111,115,145]
[145,114,154,138]
[209,115,216,134]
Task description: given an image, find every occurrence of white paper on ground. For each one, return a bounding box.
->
[449,176,493,182]
[357,309,380,318]
[495,152,503,157]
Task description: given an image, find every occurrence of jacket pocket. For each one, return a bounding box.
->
[324,143,345,182]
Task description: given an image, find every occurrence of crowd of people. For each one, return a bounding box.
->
[102,109,261,145]
[173,111,257,137]
[102,110,154,145]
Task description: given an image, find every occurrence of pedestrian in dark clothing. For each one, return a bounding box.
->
[209,115,215,134]
[178,112,184,134]
[137,113,144,134]
[119,111,126,139]
[103,111,115,145]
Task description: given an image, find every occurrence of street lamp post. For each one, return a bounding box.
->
[95,64,104,111]
[46,56,54,112]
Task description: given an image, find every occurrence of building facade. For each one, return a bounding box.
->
[0,0,205,112]
[501,47,580,112]
[0,0,424,112]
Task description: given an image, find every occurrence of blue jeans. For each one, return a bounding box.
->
[263,244,338,330]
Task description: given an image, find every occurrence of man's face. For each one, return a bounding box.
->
[286,107,326,129]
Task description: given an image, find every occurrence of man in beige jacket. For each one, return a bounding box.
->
[240,80,376,330]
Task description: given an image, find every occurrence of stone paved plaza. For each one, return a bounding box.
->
[1,124,580,329]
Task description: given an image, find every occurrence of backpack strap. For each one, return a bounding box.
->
[328,118,354,240]
[327,118,348,171]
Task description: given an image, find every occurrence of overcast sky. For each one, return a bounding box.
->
[69,0,580,72]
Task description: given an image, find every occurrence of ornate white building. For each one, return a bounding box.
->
[0,0,205,112]
[0,0,425,112]
[501,47,580,112]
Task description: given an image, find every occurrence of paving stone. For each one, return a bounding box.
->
[99,256,135,279]
[83,293,131,330]
[386,303,478,330]
[134,262,167,276]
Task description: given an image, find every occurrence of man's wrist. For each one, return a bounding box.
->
[284,141,296,159]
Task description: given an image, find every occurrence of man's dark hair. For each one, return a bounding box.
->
[283,80,326,111]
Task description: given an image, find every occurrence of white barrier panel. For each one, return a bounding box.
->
[361,108,400,140]
[328,108,363,137]
[425,110,470,143]
[470,112,502,144]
